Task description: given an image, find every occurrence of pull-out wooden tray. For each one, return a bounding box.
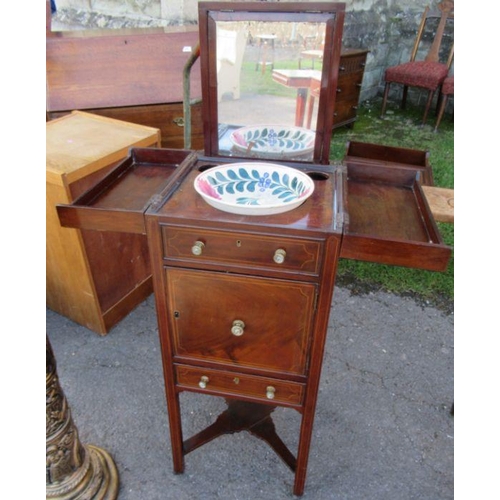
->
[344,140,434,186]
[340,162,451,271]
[57,148,197,234]
[58,148,451,272]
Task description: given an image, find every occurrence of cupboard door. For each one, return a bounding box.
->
[165,267,317,376]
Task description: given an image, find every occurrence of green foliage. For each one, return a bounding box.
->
[240,61,298,98]
[332,99,454,309]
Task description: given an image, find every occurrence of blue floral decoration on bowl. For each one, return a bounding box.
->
[194,162,315,215]
[230,125,315,159]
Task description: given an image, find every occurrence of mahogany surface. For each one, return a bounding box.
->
[145,153,343,496]
[198,2,346,164]
[340,163,450,271]
[344,140,434,185]
[46,28,201,110]
[57,148,198,234]
[166,268,315,376]
[46,20,204,149]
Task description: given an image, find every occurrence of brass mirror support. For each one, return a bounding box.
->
[46,336,119,499]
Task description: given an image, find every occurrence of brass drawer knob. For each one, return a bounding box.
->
[231,320,245,336]
[198,376,209,389]
[191,240,205,256]
[273,248,286,264]
[266,386,276,400]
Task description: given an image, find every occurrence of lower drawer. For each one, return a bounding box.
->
[333,99,358,124]
[174,364,305,407]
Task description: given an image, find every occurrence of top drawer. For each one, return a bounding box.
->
[162,226,323,277]
[338,49,368,75]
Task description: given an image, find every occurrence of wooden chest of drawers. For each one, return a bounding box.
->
[333,49,369,129]
[307,49,368,132]
[46,112,160,334]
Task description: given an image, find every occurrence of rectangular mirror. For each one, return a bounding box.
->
[199,2,346,164]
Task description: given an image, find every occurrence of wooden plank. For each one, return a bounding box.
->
[46,28,202,111]
[46,111,161,185]
[422,186,454,223]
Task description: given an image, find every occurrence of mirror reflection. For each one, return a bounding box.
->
[216,20,326,161]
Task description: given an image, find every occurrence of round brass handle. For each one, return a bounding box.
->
[173,117,185,127]
[266,386,276,400]
[191,240,205,256]
[231,320,245,336]
[273,248,286,264]
[198,376,209,389]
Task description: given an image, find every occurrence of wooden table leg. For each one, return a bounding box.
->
[295,88,309,127]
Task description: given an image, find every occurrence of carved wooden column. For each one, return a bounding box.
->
[46,336,119,499]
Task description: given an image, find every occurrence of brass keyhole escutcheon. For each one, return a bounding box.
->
[231,320,245,336]
[199,376,209,389]
[266,386,276,399]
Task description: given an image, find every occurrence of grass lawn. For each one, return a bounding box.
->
[330,97,454,313]
[237,54,453,312]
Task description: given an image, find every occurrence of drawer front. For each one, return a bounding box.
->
[339,54,367,75]
[334,100,358,124]
[165,267,317,376]
[162,226,323,276]
[336,73,364,100]
[175,364,305,406]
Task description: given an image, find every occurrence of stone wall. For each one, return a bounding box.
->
[50,0,453,102]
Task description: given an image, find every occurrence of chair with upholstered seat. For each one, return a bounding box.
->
[380,1,454,125]
[434,75,454,131]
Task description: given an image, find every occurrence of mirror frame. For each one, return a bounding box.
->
[198,1,346,164]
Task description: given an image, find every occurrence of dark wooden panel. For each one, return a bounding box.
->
[166,267,317,376]
[162,226,323,276]
[46,28,202,111]
[175,364,305,407]
[81,230,151,313]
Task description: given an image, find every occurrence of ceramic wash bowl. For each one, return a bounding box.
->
[194,162,315,215]
[229,125,315,159]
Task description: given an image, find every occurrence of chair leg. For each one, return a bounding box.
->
[401,85,408,109]
[380,83,390,117]
[434,94,448,132]
[435,85,443,115]
[422,90,435,125]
